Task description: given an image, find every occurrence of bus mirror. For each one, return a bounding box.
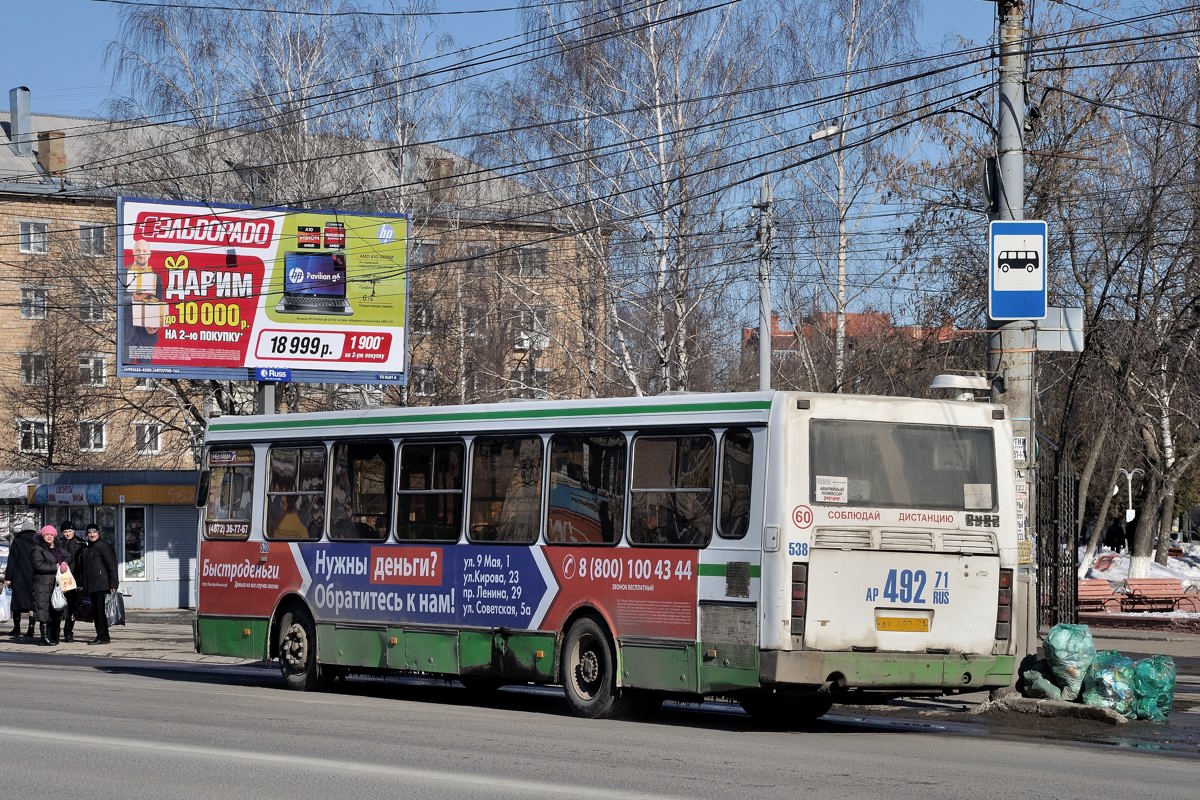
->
[195,472,210,509]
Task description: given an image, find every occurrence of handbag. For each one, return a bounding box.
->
[56,566,78,593]
[75,593,94,623]
[105,591,126,627]
[52,584,68,610]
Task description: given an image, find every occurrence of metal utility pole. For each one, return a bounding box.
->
[990,0,1039,670]
[755,176,774,391]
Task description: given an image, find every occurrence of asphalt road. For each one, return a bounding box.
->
[0,657,1196,800]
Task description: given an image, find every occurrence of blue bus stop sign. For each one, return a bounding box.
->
[989,220,1047,321]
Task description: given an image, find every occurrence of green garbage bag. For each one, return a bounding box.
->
[1081,650,1135,717]
[1021,663,1063,700]
[1043,623,1096,701]
[1130,655,1176,723]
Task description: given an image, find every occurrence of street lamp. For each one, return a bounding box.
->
[1115,468,1143,524]
[756,121,840,392]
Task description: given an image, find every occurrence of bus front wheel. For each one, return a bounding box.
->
[561,617,622,718]
[279,609,318,691]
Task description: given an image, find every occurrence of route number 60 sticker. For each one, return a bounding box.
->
[792,504,813,529]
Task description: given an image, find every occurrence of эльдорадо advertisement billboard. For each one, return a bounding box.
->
[116,197,408,384]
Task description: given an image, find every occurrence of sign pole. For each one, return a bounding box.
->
[990,0,1039,681]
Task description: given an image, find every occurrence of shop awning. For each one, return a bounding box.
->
[0,471,36,505]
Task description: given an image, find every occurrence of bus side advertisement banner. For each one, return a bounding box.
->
[198,541,699,640]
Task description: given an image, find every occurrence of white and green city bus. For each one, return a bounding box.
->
[193,390,1017,721]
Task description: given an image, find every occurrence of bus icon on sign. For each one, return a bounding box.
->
[998,250,1039,273]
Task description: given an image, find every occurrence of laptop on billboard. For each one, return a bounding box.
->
[274,251,353,315]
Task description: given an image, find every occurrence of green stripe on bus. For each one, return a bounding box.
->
[698,562,761,578]
[208,399,772,434]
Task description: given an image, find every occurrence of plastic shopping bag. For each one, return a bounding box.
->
[0,587,11,624]
[51,585,67,610]
[105,591,126,627]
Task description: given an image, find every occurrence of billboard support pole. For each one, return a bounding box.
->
[257,381,275,415]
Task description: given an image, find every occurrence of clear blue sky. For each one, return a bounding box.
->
[8,0,997,118]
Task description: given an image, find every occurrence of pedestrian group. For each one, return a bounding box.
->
[4,521,120,645]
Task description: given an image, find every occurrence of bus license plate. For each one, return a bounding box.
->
[876,616,930,633]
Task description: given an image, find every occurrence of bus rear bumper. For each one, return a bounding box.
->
[760,649,1015,691]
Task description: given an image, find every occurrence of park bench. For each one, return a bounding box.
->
[1120,578,1200,613]
[1077,579,1120,613]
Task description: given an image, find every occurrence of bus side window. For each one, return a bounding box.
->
[265,445,326,541]
[547,433,626,545]
[468,435,542,544]
[718,429,753,539]
[329,440,395,541]
[397,441,464,541]
[629,433,714,547]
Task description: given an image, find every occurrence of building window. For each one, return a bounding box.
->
[79,223,106,256]
[79,421,106,452]
[412,364,435,397]
[21,353,47,385]
[134,422,162,454]
[508,367,550,399]
[134,377,158,391]
[20,287,48,319]
[409,293,436,336]
[513,307,549,352]
[81,290,106,322]
[19,221,49,254]
[78,356,106,386]
[504,247,549,278]
[19,419,48,453]
[409,240,433,270]
[463,244,491,275]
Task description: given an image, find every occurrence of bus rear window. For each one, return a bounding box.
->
[204,447,254,540]
[810,420,997,511]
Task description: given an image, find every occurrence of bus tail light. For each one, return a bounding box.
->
[995,568,1013,641]
[791,562,808,638]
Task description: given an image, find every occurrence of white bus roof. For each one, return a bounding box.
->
[203,390,1005,444]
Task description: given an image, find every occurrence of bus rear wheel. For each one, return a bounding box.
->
[561,617,623,719]
[739,692,833,727]
[279,609,318,691]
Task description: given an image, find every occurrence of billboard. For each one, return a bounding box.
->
[116,197,409,384]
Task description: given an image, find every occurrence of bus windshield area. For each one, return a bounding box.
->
[809,420,997,511]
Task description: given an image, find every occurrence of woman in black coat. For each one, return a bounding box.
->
[30,525,68,646]
[4,528,38,638]
[77,523,119,644]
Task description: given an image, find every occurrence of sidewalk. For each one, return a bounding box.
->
[0,609,251,665]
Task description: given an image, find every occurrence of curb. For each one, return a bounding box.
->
[1078,613,1200,635]
[973,694,1128,724]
